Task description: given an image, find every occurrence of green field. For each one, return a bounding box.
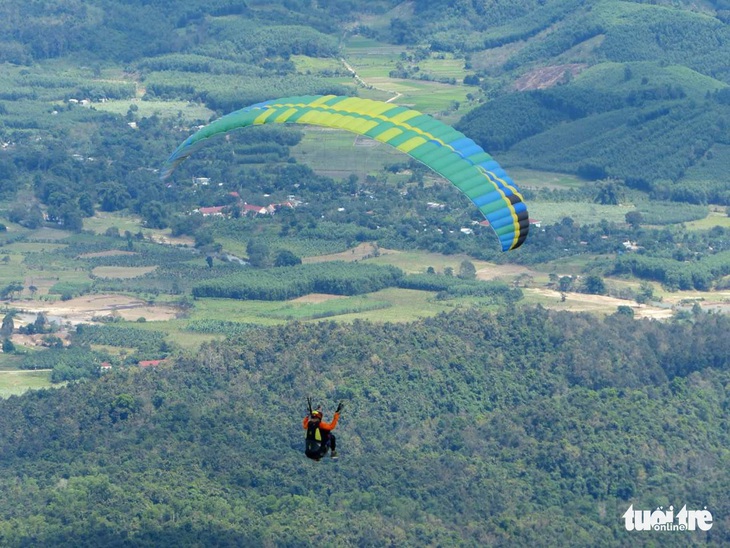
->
[83,212,145,234]
[507,168,586,190]
[110,318,225,350]
[365,250,489,275]
[26,227,73,241]
[684,210,730,231]
[260,295,391,320]
[94,99,215,122]
[290,55,346,74]
[0,370,54,398]
[528,201,634,225]
[325,288,449,322]
[186,288,456,324]
[3,242,67,253]
[92,266,158,279]
[0,256,29,283]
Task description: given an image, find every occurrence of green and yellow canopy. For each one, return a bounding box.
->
[163,95,529,251]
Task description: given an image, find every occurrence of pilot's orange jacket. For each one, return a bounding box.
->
[302,412,340,432]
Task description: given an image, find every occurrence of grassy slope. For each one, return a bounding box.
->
[0,370,53,396]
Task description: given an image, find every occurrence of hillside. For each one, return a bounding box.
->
[447,0,730,203]
[1,308,729,546]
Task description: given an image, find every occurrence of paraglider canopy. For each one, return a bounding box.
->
[163,95,529,251]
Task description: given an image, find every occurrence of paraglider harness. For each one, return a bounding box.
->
[305,397,329,460]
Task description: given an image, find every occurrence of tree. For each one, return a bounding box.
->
[57,204,84,231]
[1,312,15,337]
[583,275,607,295]
[2,338,14,353]
[78,193,95,217]
[458,260,477,280]
[97,182,131,212]
[559,276,574,292]
[247,239,271,268]
[390,18,418,44]
[141,201,169,229]
[594,180,623,205]
[625,211,643,229]
[274,249,302,267]
[1,282,24,300]
[194,230,214,249]
[206,256,214,268]
[635,281,655,305]
[34,312,48,333]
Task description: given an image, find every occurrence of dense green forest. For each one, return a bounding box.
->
[1,309,728,546]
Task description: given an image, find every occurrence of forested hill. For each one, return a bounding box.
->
[0,0,347,63]
[1,308,728,546]
[449,0,730,204]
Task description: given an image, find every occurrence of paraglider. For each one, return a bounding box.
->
[162,95,529,251]
[303,397,342,461]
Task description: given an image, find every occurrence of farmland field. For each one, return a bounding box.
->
[94,99,215,122]
[0,370,54,398]
[341,35,475,114]
[3,242,67,253]
[260,294,391,320]
[507,167,586,190]
[91,266,158,279]
[528,201,634,225]
[291,127,404,179]
[83,212,145,234]
[522,288,672,319]
[683,209,730,230]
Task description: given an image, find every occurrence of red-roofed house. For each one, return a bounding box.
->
[243,204,267,215]
[198,206,226,216]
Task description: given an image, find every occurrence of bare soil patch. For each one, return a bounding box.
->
[148,233,195,246]
[475,263,538,281]
[22,277,58,297]
[527,288,674,319]
[514,64,587,91]
[23,294,179,324]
